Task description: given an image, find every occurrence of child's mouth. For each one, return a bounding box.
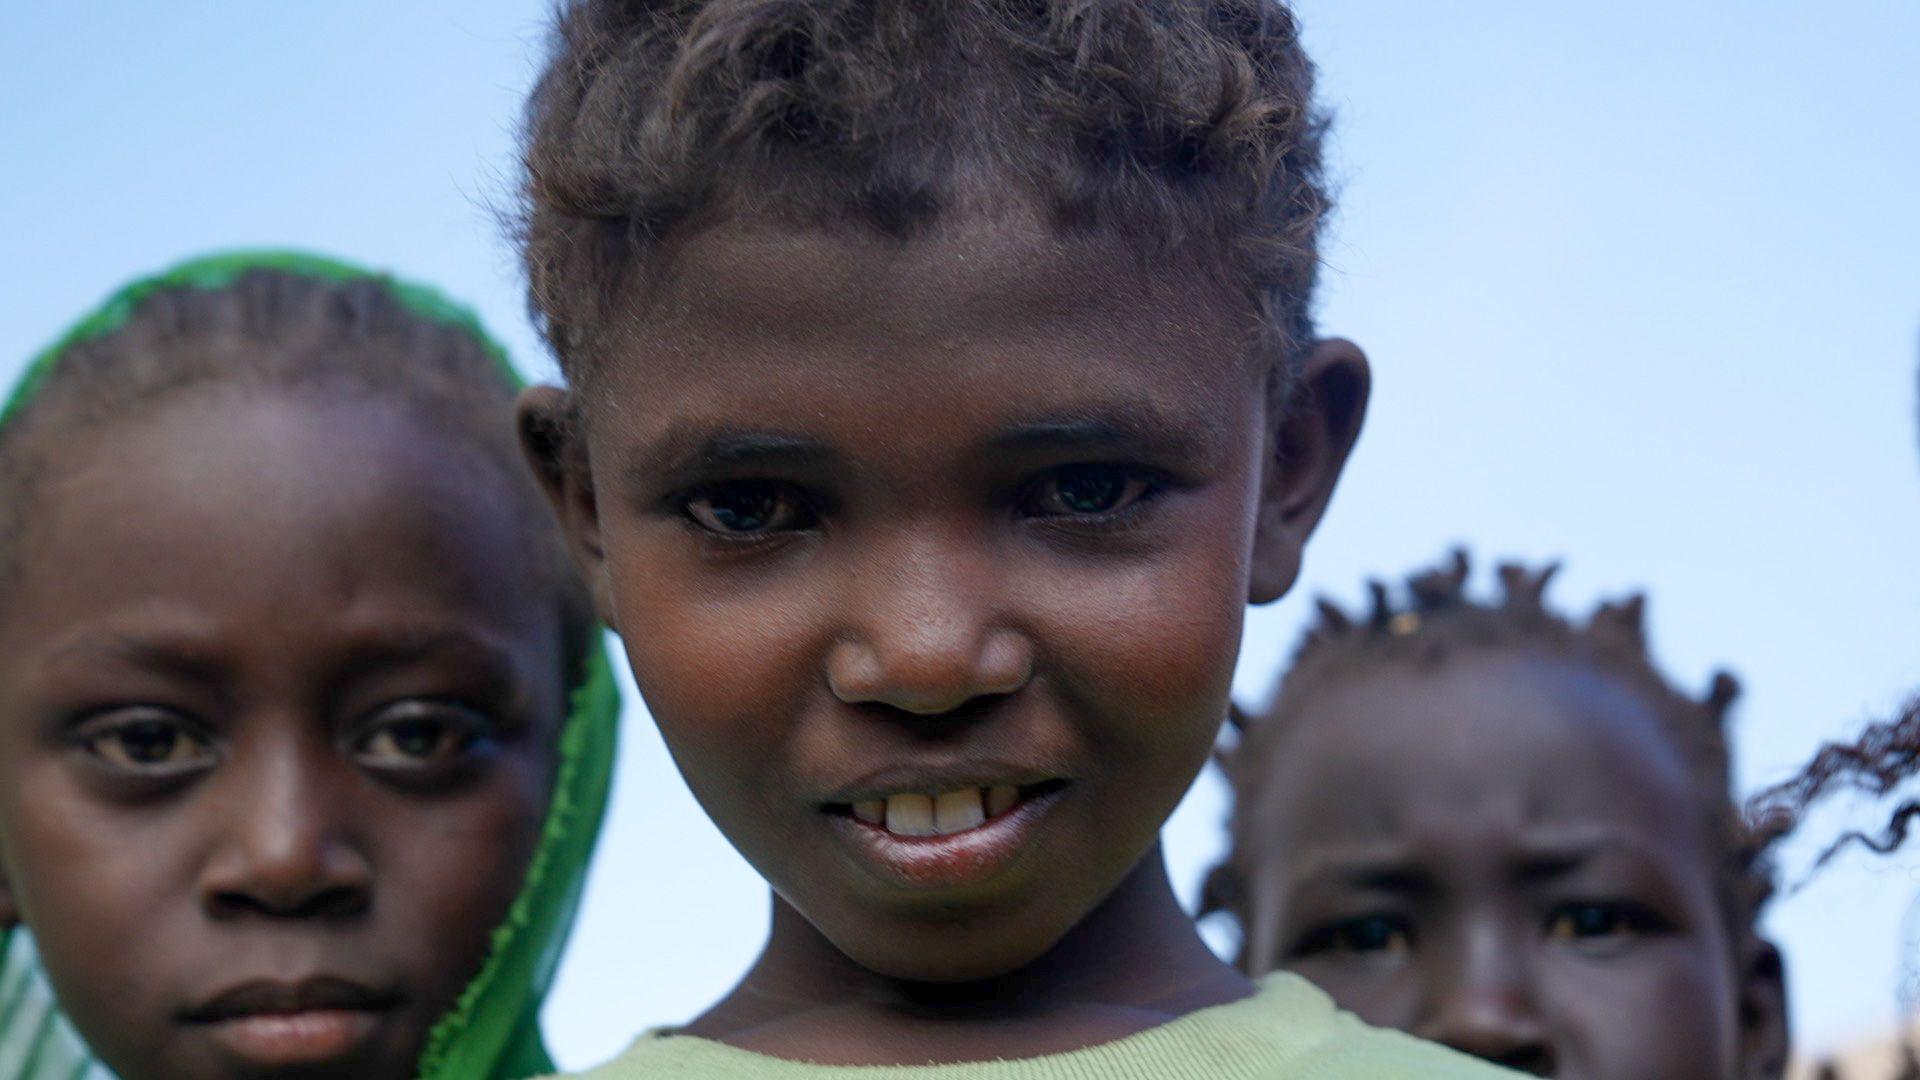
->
[202,1009,383,1067]
[824,780,1070,887]
[829,779,1067,839]
[181,976,399,1068]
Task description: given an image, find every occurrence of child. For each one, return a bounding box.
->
[0,252,621,1080]
[1204,551,1790,1078]
[514,0,1503,1074]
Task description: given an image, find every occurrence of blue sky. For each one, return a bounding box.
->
[2,1,1916,1066]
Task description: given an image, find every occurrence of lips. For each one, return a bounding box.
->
[180,977,399,1068]
[825,778,1070,889]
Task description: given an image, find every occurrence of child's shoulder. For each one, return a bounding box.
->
[549,974,1513,1079]
[1182,972,1517,1078]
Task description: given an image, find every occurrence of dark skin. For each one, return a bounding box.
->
[0,389,566,1080]
[1238,651,1789,1079]
[522,204,1368,1065]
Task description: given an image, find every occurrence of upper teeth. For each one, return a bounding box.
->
[853,786,1020,837]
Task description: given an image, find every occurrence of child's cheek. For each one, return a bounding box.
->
[1547,934,1742,1077]
[606,537,825,776]
[1047,564,1241,720]
[1050,485,1254,710]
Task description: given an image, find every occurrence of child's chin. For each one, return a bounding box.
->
[809,894,1090,985]
[839,933,1062,985]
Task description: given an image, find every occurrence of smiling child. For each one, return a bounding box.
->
[512,1,1505,1075]
[1204,551,1790,1079]
[0,252,619,1080]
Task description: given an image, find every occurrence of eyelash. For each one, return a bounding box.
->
[70,707,219,782]
[1544,899,1675,942]
[669,464,1172,544]
[64,700,503,788]
[672,480,822,544]
[1288,913,1415,960]
[1285,899,1675,965]
[1017,463,1169,527]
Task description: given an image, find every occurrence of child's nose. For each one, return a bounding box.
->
[1413,930,1558,1075]
[827,626,1032,715]
[198,752,372,920]
[824,538,1034,715]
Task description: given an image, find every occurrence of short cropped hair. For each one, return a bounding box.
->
[519,0,1330,390]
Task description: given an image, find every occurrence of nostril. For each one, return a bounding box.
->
[854,691,1013,726]
[297,884,372,919]
[1489,1044,1556,1076]
[210,883,370,920]
[824,625,1033,714]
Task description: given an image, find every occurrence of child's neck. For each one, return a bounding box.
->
[684,843,1254,1066]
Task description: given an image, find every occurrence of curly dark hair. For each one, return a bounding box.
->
[0,261,598,693]
[1748,696,1920,872]
[1203,549,1774,964]
[1746,357,1920,864]
[518,0,1331,395]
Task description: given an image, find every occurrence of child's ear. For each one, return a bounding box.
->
[1248,338,1370,604]
[1738,936,1790,1079]
[517,387,621,634]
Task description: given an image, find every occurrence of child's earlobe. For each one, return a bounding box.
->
[1248,339,1370,604]
[516,387,620,631]
[1738,937,1790,1079]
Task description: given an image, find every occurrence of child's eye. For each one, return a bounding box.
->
[1290,914,1415,959]
[351,702,493,769]
[76,710,216,775]
[1021,464,1160,519]
[680,480,818,537]
[1545,900,1671,945]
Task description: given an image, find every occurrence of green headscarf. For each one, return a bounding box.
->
[0,251,621,1080]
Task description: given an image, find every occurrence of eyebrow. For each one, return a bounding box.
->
[987,407,1207,457]
[47,626,522,689]
[1288,833,1671,894]
[333,627,522,684]
[1510,832,1678,881]
[1288,845,1436,894]
[45,634,229,689]
[630,428,840,487]
[319,626,536,721]
[625,404,1212,493]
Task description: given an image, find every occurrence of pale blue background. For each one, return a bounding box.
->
[2,1,1915,1066]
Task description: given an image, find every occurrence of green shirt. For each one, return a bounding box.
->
[559,973,1511,1079]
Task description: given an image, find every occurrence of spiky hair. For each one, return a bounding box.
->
[1204,549,1770,966]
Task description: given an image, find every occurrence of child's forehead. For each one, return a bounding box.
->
[1312,654,1685,765]
[589,210,1266,453]
[1256,653,1701,842]
[625,206,1252,363]
[0,390,566,708]
[17,390,546,610]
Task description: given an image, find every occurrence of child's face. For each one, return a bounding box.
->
[1240,653,1786,1079]
[0,391,566,1079]
[535,209,1362,982]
